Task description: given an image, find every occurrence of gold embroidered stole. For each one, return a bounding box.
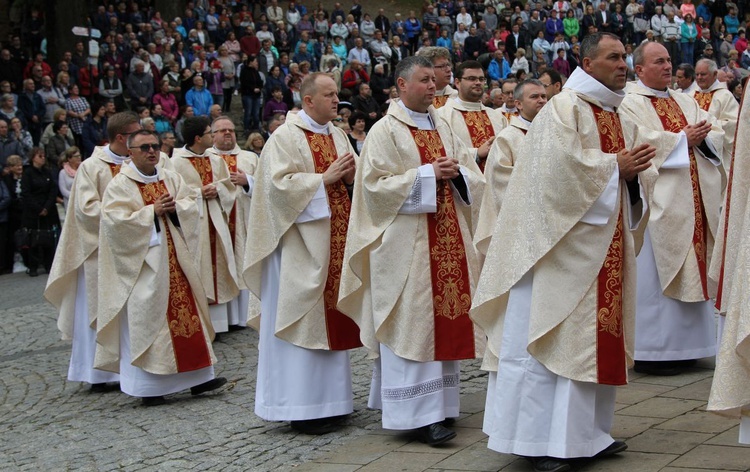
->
[137,180,211,372]
[649,96,709,300]
[107,162,121,177]
[409,128,475,361]
[590,104,626,386]
[302,130,362,350]
[694,90,716,111]
[187,157,220,303]
[433,95,449,109]
[219,154,238,245]
[459,110,496,172]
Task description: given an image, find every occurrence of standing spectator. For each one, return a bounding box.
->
[175,105,195,146]
[263,87,289,123]
[185,75,213,116]
[45,121,74,167]
[724,7,739,35]
[81,103,108,158]
[64,84,91,150]
[662,12,683,72]
[57,147,81,209]
[152,80,179,125]
[240,27,262,58]
[9,117,33,159]
[1,155,23,273]
[0,173,10,273]
[18,79,45,145]
[37,76,66,128]
[350,83,379,130]
[0,94,25,128]
[21,147,59,277]
[223,32,243,64]
[375,9,391,36]
[150,103,173,134]
[98,66,126,112]
[350,0,362,23]
[404,11,422,54]
[126,61,154,108]
[545,9,564,41]
[552,47,571,76]
[360,13,376,45]
[0,120,23,167]
[563,9,580,39]
[205,60,225,108]
[488,48,512,81]
[681,14,699,65]
[240,55,263,133]
[511,48,530,75]
[244,132,265,154]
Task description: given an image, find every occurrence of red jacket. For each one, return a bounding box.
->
[240,35,261,57]
[341,68,370,90]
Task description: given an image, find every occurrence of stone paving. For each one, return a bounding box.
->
[0,271,748,471]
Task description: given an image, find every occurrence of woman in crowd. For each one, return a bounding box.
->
[64,84,91,150]
[217,45,236,112]
[347,111,367,154]
[223,31,242,64]
[57,146,81,209]
[21,148,59,277]
[81,102,108,158]
[9,117,33,159]
[152,79,179,125]
[681,14,698,66]
[45,121,74,168]
[563,9,579,40]
[511,47,530,75]
[244,132,265,154]
[151,103,173,134]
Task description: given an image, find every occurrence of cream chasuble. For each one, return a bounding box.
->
[243,111,361,350]
[338,100,485,363]
[170,147,239,308]
[691,80,739,173]
[95,164,216,375]
[433,84,458,109]
[474,115,530,258]
[708,87,750,443]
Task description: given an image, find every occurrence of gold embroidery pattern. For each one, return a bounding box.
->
[220,154,238,243]
[433,95,449,109]
[137,181,203,340]
[650,97,709,298]
[411,129,472,320]
[694,91,715,111]
[460,110,495,148]
[107,162,121,177]
[598,213,624,336]
[188,157,214,186]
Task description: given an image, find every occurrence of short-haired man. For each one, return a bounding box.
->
[620,41,724,377]
[96,130,227,406]
[207,116,259,327]
[339,56,484,446]
[675,63,698,94]
[416,46,458,108]
[473,33,656,470]
[185,75,213,116]
[538,68,563,98]
[171,116,239,335]
[497,78,519,119]
[243,73,359,434]
[691,58,739,171]
[45,111,169,393]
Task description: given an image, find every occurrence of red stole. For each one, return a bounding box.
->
[459,109,496,173]
[302,130,362,350]
[590,104,627,386]
[219,153,238,245]
[649,96,709,300]
[187,157,220,303]
[408,127,475,361]
[136,179,212,372]
[433,95,449,109]
[694,90,716,111]
[107,162,121,177]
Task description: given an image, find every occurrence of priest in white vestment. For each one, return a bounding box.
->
[496,79,521,120]
[95,130,227,406]
[243,74,360,435]
[474,79,547,259]
[339,56,485,447]
[471,33,662,472]
[707,83,750,445]
[46,111,166,392]
[171,116,239,335]
[691,59,739,173]
[620,42,724,377]
[207,116,259,327]
[416,47,458,109]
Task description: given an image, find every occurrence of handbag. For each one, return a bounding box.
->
[31,225,58,249]
[14,227,31,251]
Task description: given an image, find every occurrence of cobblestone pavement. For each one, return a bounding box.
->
[1,271,749,471]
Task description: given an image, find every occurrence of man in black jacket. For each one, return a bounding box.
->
[351,83,379,130]
[17,79,45,146]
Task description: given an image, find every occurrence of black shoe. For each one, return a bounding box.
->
[595,440,628,458]
[190,377,228,395]
[525,456,571,472]
[27,269,38,277]
[416,422,456,446]
[633,361,682,376]
[290,418,340,435]
[90,382,120,393]
[441,417,456,427]
[141,396,166,406]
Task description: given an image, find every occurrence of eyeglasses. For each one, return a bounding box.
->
[460,76,486,82]
[130,143,161,152]
[540,82,552,87]
[434,63,452,70]
[213,128,235,134]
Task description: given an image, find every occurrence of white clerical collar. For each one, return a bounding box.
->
[455,97,484,111]
[105,144,128,165]
[182,145,209,157]
[297,109,330,134]
[637,79,670,98]
[128,161,160,182]
[518,114,532,126]
[702,79,722,92]
[212,145,239,155]
[564,67,625,110]
[397,99,435,130]
[500,104,518,113]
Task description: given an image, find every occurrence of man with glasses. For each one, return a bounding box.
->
[416,47,458,108]
[207,116,259,328]
[538,69,563,98]
[95,129,227,406]
[46,111,169,394]
[171,116,238,337]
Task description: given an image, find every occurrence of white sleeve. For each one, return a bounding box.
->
[149,224,162,247]
[580,166,619,226]
[295,181,331,223]
[661,131,690,169]
[398,164,437,214]
[243,174,255,196]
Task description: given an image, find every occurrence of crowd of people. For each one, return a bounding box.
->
[0,1,748,471]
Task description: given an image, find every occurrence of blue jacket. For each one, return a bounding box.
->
[488,57,511,81]
[185,87,213,116]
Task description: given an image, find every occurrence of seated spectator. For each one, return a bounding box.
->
[0,94,25,129]
[244,131,265,154]
[45,121,73,168]
[351,83,379,130]
[9,117,32,159]
[511,48,530,75]
[0,120,24,167]
[40,109,74,149]
[57,146,81,209]
[151,79,179,125]
[347,110,367,154]
[341,60,370,93]
[553,48,572,76]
